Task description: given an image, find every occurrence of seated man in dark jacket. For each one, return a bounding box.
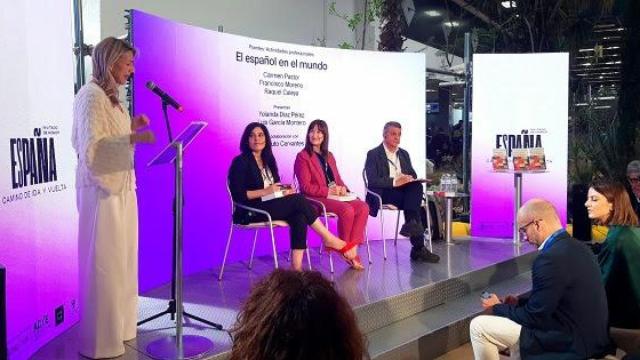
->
[364,121,439,263]
[470,199,610,360]
[626,160,640,218]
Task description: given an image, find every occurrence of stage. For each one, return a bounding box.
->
[32,237,536,359]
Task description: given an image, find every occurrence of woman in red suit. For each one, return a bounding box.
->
[295,119,369,269]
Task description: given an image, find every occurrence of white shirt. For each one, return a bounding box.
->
[538,234,551,251]
[261,167,274,188]
[383,143,402,179]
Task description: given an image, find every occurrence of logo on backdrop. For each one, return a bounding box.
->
[10,127,58,189]
[495,128,547,157]
[3,125,67,205]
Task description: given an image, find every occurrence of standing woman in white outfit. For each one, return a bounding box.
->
[72,37,155,359]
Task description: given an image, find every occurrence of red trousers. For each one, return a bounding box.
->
[311,197,369,244]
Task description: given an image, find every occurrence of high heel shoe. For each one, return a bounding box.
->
[326,241,365,270]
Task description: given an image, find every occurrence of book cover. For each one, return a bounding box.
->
[528,147,546,170]
[327,193,358,202]
[491,148,509,170]
[512,149,529,171]
[261,190,285,202]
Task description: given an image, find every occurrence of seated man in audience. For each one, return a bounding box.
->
[469,199,610,360]
[364,121,439,263]
[627,160,640,217]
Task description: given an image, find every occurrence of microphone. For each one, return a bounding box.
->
[146,81,183,112]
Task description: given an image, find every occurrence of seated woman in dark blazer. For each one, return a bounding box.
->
[585,179,640,329]
[228,122,361,271]
[294,119,368,269]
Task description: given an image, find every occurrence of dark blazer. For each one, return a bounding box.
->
[228,152,280,224]
[623,182,640,218]
[364,143,417,216]
[493,231,610,360]
[294,150,346,198]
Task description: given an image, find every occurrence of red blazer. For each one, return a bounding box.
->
[294,150,346,198]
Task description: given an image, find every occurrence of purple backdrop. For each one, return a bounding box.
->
[131,11,427,291]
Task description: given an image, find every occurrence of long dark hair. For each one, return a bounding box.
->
[590,179,639,226]
[229,270,368,360]
[304,119,330,157]
[240,122,277,174]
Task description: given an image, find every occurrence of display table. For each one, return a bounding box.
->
[493,169,547,244]
[426,191,469,245]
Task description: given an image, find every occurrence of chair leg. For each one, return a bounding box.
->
[269,225,279,269]
[306,248,312,270]
[424,199,433,252]
[325,214,334,273]
[319,214,330,255]
[365,227,372,264]
[218,224,234,281]
[380,213,387,260]
[329,252,334,273]
[249,229,259,270]
[394,211,400,246]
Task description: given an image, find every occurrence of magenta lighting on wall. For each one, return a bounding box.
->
[129,10,426,292]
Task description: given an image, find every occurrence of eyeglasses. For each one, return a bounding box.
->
[518,219,538,240]
[628,176,640,184]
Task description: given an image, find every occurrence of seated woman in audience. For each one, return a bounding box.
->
[229,269,368,360]
[228,122,362,271]
[294,119,368,269]
[585,179,640,329]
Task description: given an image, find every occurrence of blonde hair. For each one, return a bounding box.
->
[91,37,136,106]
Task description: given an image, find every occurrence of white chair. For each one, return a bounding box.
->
[362,169,401,260]
[363,170,433,257]
[293,176,372,272]
[422,195,434,252]
[219,181,310,281]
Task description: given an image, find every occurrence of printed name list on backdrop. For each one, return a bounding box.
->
[0,1,78,359]
[237,43,327,148]
[470,53,568,238]
[131,10,426,291]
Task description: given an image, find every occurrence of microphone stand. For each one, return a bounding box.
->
[137,99,222,332]
[163,101,174,142]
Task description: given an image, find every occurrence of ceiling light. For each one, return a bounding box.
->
[424,10,441,17]
[443,21,460,27]
[501,1,516,8]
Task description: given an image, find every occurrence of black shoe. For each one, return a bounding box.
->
[410,247,440,263]
[400,221,424,237]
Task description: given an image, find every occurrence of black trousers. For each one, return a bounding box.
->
[380,182,425,248]
[253,194,318,249]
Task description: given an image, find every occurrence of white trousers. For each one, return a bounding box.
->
[77,187,138,359]
[470,315,522,360]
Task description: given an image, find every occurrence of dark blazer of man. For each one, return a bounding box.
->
[623,181,640,218]
[364,143,417,216]
[492,231,610,360]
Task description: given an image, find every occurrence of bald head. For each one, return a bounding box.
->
[519,199,561,225]
[517,199,563,246]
